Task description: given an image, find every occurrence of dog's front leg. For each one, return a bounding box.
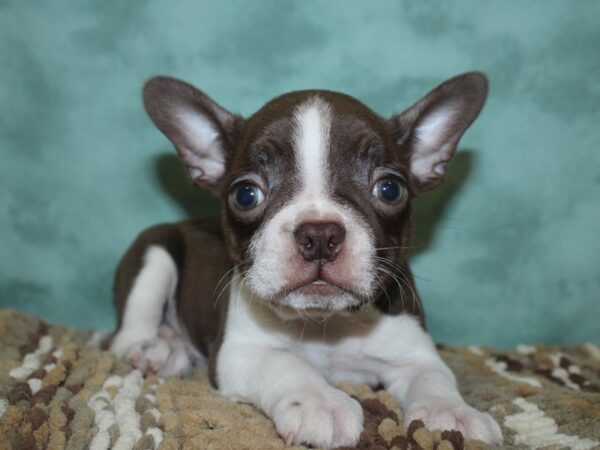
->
[217,343,363,448]
[383,348,502,444]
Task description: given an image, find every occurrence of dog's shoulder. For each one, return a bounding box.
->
[121,218,226,264]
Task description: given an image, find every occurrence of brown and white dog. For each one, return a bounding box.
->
[110,72,502,448]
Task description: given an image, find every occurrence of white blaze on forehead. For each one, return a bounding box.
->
[293,97,332,195]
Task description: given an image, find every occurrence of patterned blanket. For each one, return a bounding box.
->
[0,310,599,450]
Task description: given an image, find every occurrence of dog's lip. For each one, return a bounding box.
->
[285,278,352,296]
[296,282,343,296]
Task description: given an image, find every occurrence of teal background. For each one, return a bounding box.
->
[1,1,599,346]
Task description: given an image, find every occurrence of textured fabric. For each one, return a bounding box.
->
[1,310,599,449]
[1,1,599,347]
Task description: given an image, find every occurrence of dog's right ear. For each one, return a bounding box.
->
[388,72,488,195]
[143,77,242,193]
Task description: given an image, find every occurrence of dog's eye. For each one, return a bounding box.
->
[372,178,405,204]
[231,183,265,210]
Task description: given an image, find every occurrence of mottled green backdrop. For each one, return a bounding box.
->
[1,1,599,346]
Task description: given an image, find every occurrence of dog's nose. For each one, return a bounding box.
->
[294,221,346,262]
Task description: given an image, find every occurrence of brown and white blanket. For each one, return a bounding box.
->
[0,309,598,449]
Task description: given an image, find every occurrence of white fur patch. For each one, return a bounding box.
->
[294,98,331,195]
[111,246,178,357]
[111,246,200,377]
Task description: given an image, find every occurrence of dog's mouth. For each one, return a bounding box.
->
[282,274,359,298]
[266,274,367,319]
[290,279,347,296]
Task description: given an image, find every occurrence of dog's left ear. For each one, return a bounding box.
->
[389,72,488,194]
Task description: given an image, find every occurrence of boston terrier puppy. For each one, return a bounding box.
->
[110,72,502,448]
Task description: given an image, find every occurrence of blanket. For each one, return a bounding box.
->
[0,310,599,449]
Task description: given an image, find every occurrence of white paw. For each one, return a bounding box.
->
[405,397,502,445]
[111,327,192,377]
[273,387,363,449]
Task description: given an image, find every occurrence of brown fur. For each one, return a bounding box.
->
[113,218,231,383]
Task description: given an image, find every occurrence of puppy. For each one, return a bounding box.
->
[110,72,502,448]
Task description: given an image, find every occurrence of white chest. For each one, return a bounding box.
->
[222,282,435,387]
[282,310,429,386]
[291,335,382,385]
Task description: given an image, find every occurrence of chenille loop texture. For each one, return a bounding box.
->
[0,309,599,449]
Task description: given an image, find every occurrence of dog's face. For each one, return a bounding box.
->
[144,73,488,317]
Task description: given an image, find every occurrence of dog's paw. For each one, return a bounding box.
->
[272,387,363,449]
[112,328,192,378]
[405,397,502,445]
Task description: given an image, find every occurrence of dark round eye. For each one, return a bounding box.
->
[372,178,405,204]
[231,183,265,210]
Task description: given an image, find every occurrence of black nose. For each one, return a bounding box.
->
[294,222,346,262]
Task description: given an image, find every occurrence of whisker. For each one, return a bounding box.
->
[376,255,431,284]
[374,256,405,273]
[375,257,423,314]
[213,269,242,307]
[212,265,240,297]
[297,321,307,344]
[395,268,422,318]
[373,270,393,312]
[374,245,420,251]
[212,256,254,295]
[377,266,406,311]
[411,272,431,282]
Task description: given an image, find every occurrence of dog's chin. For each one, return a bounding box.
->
[268,283,364,321]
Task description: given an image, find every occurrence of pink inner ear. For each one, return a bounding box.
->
[416,173,444,192]
[409,152,450,192]
[409,105,459,192]
[414,106,457,150]
[433,162,447,176]
[174,109,226,184]
[188,167,204,182]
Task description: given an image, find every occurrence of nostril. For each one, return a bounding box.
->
[328,225,346,245]
[294,230,312,248]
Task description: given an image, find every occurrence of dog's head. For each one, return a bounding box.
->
[143,73,488,318]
